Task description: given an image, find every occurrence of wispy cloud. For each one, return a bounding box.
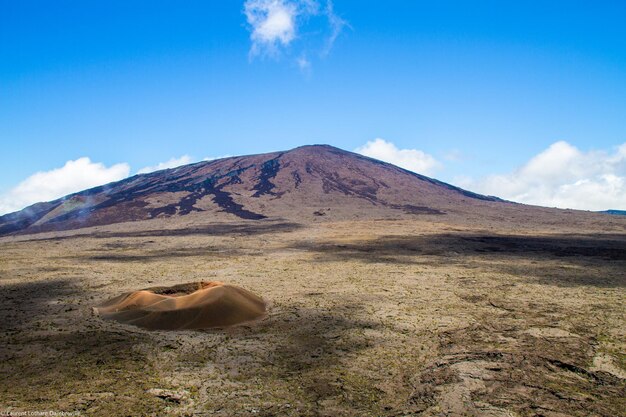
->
[321,0,349,56]
[443,149,463,162]
[296,54,312,75]
[455,141,626,211]
[355,138,441,176]
[244,0,348,70]
[0,158,130,215]
[137,155,194,174]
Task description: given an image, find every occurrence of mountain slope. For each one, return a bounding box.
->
[0,144,613,236]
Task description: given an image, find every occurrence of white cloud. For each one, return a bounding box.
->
[456,141,626,211]
[0,158,130,215]
[203,155,232,162]
[355,138,441,176]
[244,0,299,56]
[244,0,347,66]
[137,155,193,174]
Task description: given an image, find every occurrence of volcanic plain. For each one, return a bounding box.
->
[0,145,624,416]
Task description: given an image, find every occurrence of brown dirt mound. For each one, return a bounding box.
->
[95,281,266,330]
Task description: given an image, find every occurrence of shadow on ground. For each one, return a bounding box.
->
[0,279,168,414]
[15,221,303,241]
[79,247,255,262]
[0,278,76,333]
[291,233,626,287]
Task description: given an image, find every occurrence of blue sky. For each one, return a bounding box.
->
[1,0,626,213]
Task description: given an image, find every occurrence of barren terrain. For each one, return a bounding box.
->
[1,215,624,416]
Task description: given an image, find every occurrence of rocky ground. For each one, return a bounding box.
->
[0,217,624,416]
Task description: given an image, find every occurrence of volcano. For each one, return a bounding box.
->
[0,144,612,236]
[2,145,626,417]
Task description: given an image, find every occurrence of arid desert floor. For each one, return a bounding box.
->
[1,217,625,416]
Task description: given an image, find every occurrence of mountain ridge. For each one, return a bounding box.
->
[0,144,616,237]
